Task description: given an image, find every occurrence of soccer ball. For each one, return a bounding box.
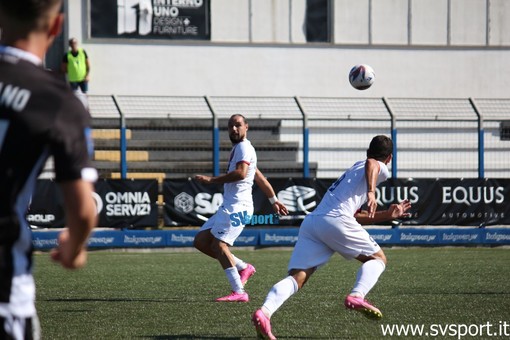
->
[348,64,375,90]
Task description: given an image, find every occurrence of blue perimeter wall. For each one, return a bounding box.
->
[32,227,510,250]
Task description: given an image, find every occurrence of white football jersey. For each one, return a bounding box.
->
[313,160,389,220]
[223,139,257,205]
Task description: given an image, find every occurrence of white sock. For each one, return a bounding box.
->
[225,267,244,293]
[231,254,248,271]
[261,276,298,318]
[351,259,386,298]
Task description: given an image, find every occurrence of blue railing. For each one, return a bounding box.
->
[86,95,510,180]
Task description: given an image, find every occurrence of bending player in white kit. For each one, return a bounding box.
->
[252,135,411,339]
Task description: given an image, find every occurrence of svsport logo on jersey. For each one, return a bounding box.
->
[229,211,280,227]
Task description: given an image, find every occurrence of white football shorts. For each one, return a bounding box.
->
[200,202,254,246]
[288,214,381,271]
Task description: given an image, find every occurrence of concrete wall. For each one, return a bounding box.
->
[65,0,510,98]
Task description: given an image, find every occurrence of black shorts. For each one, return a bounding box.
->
[0,315,39,340]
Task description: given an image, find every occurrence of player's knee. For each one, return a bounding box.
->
[210,239,227,257]
[374,253,387,266]
[289,268,314,289]
[358,251,387,266]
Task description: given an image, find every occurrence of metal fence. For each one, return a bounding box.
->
[77,95,510,180]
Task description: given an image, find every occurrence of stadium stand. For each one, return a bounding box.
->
[92,117,313,179]
[38,95,509,180]
[87,96,316,179]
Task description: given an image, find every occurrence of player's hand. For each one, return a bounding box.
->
[195,175,212,184]
[272,201,289,216]
[388,199,412,219]
[50,229,88,269]
[366,191,377,218]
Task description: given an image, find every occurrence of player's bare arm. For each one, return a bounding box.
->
[355,199,411,225]
[254,168,289,216]
[195,161,248,184]
[365,158,380,218]
[50,180,97,269]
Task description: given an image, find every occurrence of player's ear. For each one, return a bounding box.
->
[385,154,392,164]
[48,13,64,38]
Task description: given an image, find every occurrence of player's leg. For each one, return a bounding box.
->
[193,229,217,258]
[351,249,387,298]
[252,268,314,340]
[314,216,385,319]
[207,205,251,302]
[211,238,248,302]
[253,215,332,339]
[230,253,247,270]
[344,233,386,319]
[193,214,218,258]
[261,231,333,318]
[1,314,41,340]
[211,237,236,269]
[261,267,315,317]
[195,229,248,301]
[231,253,256,286]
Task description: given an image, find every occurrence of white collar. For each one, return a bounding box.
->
[0,45,42,65]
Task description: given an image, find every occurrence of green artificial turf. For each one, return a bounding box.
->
[34,247,510,339]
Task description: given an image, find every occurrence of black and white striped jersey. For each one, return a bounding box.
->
[0,45,97,317]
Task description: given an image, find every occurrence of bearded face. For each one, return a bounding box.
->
[228,115,248,144]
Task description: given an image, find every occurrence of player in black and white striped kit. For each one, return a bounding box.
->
[0,1,98,339]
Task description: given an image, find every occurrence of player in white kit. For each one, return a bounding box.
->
[194,114,288,303]
[252,135,411,340]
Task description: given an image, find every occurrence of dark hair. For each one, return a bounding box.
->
[229,114,247,125]
[366,135,393,161]
[0,0,62,33]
